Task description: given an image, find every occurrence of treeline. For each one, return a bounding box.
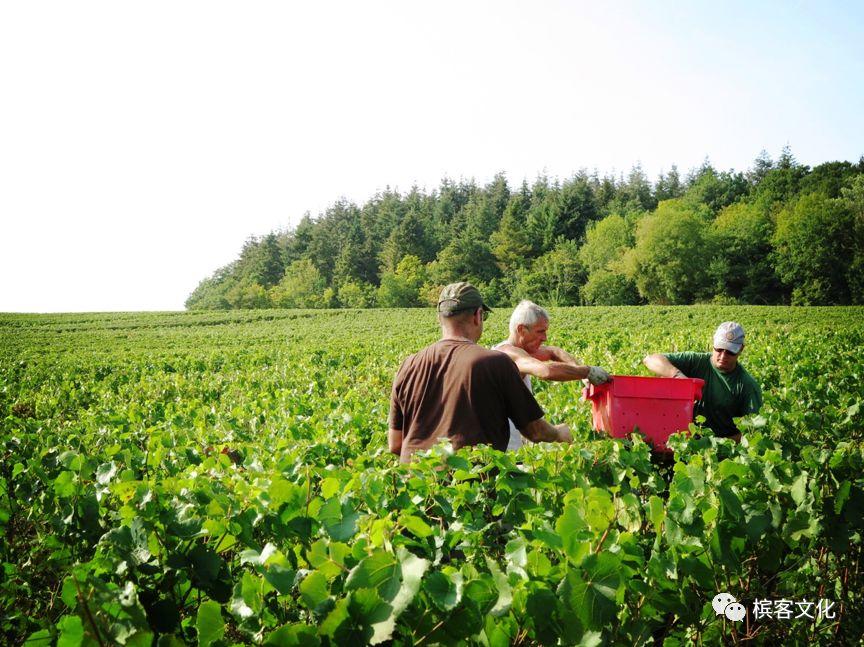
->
[186,149,864,310]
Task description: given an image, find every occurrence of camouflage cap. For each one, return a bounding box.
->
[437,282,492,316]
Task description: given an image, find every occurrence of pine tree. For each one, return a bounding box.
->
[491,194,533,273]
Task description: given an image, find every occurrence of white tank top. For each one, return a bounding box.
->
[492,341,532,451]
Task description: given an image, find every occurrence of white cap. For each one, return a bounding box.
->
[713,322,745,354]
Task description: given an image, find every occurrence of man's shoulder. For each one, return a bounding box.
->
[395,343,436,373]
[475,349,524,383]
[492,340,525,358]
[667,351,709,360]
[443,343,520,374]
[402,341,505,364]
[466,343,514,363]
[666,351,710,367]
[401,341,443,362]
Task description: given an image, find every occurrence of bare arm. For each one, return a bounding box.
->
[518,417,572,443]
[643,353,686,378]
[388,428,403,456]
[533,345,580,365]
[498,344,590,382]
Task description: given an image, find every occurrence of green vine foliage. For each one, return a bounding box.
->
[1,306,862,645]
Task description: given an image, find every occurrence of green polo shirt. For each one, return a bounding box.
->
[665,352,762,438]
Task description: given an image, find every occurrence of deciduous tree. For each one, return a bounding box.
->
[270,259,327,308]
[774,192,858,304]
[625,200,714,304]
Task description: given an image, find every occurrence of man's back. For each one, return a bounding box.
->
[389,339,543,461]
[492,340,533,451]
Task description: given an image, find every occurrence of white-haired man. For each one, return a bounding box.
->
[494,300,612,451]
[643,321,762,441]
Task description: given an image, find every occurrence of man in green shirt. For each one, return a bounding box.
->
[643,322,762,441]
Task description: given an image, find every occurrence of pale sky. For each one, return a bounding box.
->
[2,1,862,312]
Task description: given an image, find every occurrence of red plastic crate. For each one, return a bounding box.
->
[583,375,704,452]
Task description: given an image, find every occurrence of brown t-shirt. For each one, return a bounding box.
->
[389,339,545,460]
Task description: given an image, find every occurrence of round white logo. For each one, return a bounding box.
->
[725,602,747,622]
[712,592,736,616]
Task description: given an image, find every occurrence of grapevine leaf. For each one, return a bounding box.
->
[53,472,76,498]
[718,485,744,521]
[264,623,321,646]
[424,571,460,611]
[791,473,808,506]
[56,615,84,647]
[189,545,223,587]
[196,601,224,647]
[23,630,52,647]
[345,550,401,601]
[370,548,428,643]
[463,577,497,616]
[263,564,296,596]
[834,481,851,515]
[399,514,433,538]
[319,498,359,541]
[96,461,117,485]
[299,570,330,611]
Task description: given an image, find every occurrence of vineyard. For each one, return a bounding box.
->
[1,306,863,645]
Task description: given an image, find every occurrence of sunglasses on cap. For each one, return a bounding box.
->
[713,347,739,357]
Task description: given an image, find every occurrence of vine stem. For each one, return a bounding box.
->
[305,466,312,518]
[594,525,611,553]
[212,530,229,553]
[73,577,106,647]
[415,620,445,646]
[834,560,850,638]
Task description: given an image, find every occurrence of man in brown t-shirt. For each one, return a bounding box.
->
[389,282,572,463]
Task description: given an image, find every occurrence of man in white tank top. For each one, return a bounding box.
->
[493,301,612,451]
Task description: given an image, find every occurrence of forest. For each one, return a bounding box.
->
[186,149,864,310]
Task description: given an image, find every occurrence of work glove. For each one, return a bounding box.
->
[586,365,611,385]
[555,423,573,443]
